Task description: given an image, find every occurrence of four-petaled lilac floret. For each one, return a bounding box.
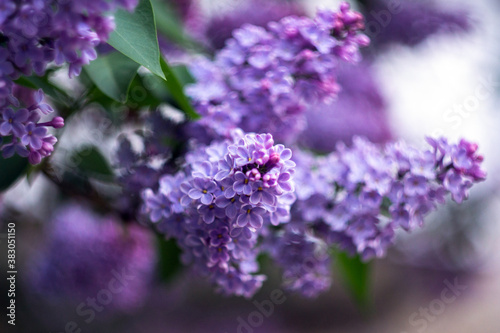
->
[233,171,253,195]
[21,123,47,150]
[236,205,266,228]
[0,108,29,137]
[188,178,217,205]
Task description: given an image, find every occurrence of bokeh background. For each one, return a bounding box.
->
[1,0,500,332]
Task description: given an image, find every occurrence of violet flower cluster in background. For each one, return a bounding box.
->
[0,0,138,163]
[30,204,156,310]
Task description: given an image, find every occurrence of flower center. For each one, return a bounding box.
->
[202,189,208,194]
[246,209,251,214]
[244,179,249,184]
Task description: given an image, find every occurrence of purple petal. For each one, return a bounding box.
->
[242,184,252,195]
[14,109,29,122]
[11,123,26,137]
[201,193,213,205]
[226,204,239,219]
[280,148,292,160]
[249,192,261,205]
[0,122,11,135]
[188,189,202,200]
[248,213,263,228]
[236,213,250,227]
[261,191,276,205]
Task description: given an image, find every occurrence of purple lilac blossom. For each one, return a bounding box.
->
[292,137,486,263]
[30,204,156,310]
[142,130,296,297]
[0,0,138,163]
[186,3,370,143]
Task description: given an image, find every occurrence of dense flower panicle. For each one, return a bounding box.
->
[186,2,369,142]
[30,204,156,310]
[0,0,138,163]
[142,131,296,297]
[292,137,486,261]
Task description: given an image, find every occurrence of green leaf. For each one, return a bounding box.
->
[126,74,163,108]
[336,252,372,311]
[108,0,165,80]
[0,154,29,193]
[156,234,182,282]
[150,0,204,51]
[72,146,114,180]
[84,52,140,103]
[160,57,200,119]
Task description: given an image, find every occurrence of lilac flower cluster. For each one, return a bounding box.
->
[0,0,137,163]
[0,0,136,80]
[293,137,486,262]
[186,2,369,142]
[0,87,63,164]
[30,204,156,310]
[142,131,296,297]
